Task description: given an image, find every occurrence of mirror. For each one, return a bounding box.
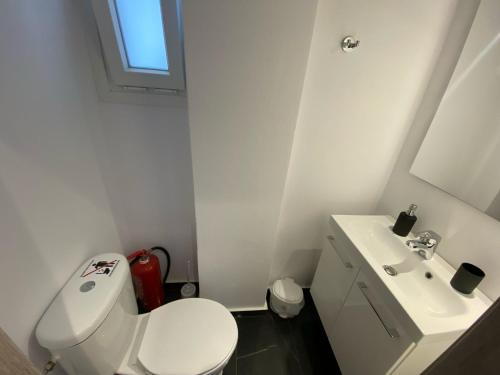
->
[411,0,500,220]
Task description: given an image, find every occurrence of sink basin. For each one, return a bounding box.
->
[333,215,491,338]
[390,256,467,317]
[366,220,416,264]
[354,220,466,317]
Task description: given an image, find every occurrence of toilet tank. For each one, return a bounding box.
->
[36,253,138,375]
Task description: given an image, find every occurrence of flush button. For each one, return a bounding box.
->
[80,281,96,292]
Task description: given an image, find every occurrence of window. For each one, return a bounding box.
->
[90,0,184,93]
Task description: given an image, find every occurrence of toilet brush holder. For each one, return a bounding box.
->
[181,282,196,298]
[181,260,196,298]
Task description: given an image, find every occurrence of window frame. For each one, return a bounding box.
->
[90,0,185,91]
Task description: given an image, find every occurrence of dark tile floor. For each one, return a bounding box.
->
[162,284,340,374]
[224,290,341,375]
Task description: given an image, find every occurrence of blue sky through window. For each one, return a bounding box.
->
[114,0,169,71]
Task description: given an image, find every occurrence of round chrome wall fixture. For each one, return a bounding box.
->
[341,36,360,52]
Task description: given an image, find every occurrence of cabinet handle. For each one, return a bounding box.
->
[357,282,400,339]
[326,235,353,269]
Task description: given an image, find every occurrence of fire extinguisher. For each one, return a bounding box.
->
[127,246,171,312]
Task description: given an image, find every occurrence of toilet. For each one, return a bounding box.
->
[35,253,238,375]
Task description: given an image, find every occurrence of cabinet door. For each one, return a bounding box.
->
[332,272,415,375]
[311,235,359,344]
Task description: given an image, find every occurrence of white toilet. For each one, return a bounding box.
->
[36,253,238,375]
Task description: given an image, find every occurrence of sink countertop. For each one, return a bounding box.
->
[331,215,492,339]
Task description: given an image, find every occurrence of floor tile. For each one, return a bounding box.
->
[223,349,238,375]
[269,309,296,354]
[235,313,284,357]
[237,346,302,375]
[163,284,340,375]
[287,291,341,375]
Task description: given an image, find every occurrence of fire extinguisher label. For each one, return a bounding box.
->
[81,259,120,277]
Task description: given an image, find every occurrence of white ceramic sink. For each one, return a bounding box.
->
[333,215,491,338]
[391,258,466,318]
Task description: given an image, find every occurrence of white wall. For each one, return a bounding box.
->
[94,102,197,282]
[377,0,500,301]
[270,0,460,286]
[183,0,318,309]
[0,0,121,370]
[79,0,197,283]
[0,0,195,370]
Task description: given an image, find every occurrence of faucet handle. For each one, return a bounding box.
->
[415,230,442,248]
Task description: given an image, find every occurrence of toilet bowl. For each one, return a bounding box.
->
[36,253,238,375]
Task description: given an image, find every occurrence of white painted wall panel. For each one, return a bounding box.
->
[271,0,459,286]
[94,103,197,282]
[0,1,121,371]
[0,1,195,372]
[184,0,318,309]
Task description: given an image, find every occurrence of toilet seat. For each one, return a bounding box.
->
[138,298,238,375]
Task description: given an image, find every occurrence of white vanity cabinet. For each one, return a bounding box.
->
[310,215,491,375]
[331,270,415,375]
[310,219,360,343]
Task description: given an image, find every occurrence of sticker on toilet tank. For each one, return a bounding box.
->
[81,259,120,277]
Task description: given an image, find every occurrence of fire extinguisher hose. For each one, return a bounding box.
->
[150,246,171,285]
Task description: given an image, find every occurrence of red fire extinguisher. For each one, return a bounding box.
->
[127,247,170,312]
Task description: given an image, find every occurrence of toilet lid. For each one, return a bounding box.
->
[138,298,238,375]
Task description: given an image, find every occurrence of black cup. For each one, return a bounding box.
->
[450,263,485,294]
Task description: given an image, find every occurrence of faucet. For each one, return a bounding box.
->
[406,231,442,260]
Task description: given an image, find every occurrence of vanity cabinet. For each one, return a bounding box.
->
[310,220,360,343]
[331,271,415,375]
[309,215,486,375]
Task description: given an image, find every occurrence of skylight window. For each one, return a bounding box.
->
[90,0,184,92]
[114,0,169,72]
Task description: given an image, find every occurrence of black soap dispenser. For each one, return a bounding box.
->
[392,204,417,237]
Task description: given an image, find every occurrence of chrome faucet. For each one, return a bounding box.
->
[406,231,442,260]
